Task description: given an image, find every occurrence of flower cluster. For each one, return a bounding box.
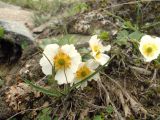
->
[89,35,111,65]
[39,35,111,89]
[39,33,160,89]
[139,35,160,62]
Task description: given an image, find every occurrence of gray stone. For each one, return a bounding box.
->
[0,20,34,45]
[0,1,20,9]
[0,1,33,27]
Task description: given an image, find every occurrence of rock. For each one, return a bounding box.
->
[67,10,116,35]
[0,20,34,45]
[0,20,35,72]
[0,1,20,9]
[0,2,34,66]
[0,1,33,27]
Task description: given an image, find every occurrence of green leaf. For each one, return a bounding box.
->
[116,30,129,46]
[93,115,104,120]
[98,31,109,41]
[129,31,144,41]
[122,21,138,31]
[36,108,51,120]
[58,35,76,45]
[106,105,113,115]
[69,2,89,15]
[0,27,4,38]
[24,79,62,97]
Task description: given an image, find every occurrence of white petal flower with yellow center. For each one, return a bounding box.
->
[139,35,160,62]
[39,44,82,85]
[89,35,111,65]
[73,59,100,89]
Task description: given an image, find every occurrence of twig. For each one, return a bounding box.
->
[101,73,147,118]
[98,79,124,120]
[151,69,157,83]
[86,102,106,109]
[116,89,131,117]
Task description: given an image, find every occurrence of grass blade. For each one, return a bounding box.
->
[24,79,61,97]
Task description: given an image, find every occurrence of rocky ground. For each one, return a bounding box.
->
[0,0,160,120]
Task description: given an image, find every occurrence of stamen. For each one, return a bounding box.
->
[54,49,71,70]
[76,65,91,80]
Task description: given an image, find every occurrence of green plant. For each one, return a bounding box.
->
[93,115,104,120]
[0,27,4,38]
[106,105,113,115]
[68,2,89,16]
[98,31,110,41]
[32,13,51,27]
[115,29,143,47]
[25,56,114,97]
[24,34,114,98]
[36,108,51,120]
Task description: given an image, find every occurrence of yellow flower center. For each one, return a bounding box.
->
[76,65,91,80]
[142,43,158,57]
[95,52,101,59]
[91,44,102,59]
[92,44,101,53]
[54,49,71,70]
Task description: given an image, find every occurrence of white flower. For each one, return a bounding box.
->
[39,44,82,85]
[89,35,111,65]
[139,35,160,62]
[72,59,100,89]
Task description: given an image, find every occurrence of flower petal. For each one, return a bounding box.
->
[140,35,152,44]
[89,35,103,52]
[80,81,88,90]
[95,53,110,66]
[101,45,111,52]
[39,44,59,75]
[139,35,160,62]
[70,55,82,71]
[61,44,77,57]
[89,35,100,45]
[39,56,53,75]
[144,49,160,62]
[91,72,100,82]
[55,68,74,85]
[43,44,59,60]
[86,59,99,70]
[155,37,160,53]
